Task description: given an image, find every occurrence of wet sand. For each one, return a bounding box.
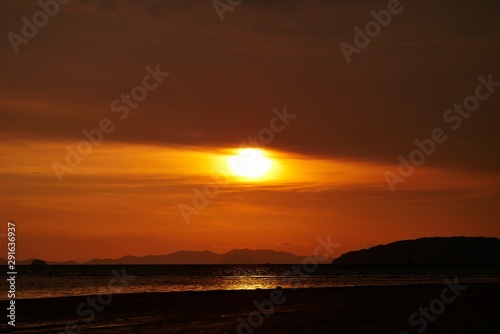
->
[2,283,500,333]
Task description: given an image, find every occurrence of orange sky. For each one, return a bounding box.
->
[1,0,500,262]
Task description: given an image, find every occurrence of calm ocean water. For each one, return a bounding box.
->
[4,264,500,299]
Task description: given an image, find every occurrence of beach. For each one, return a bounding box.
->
[3,283,499,333]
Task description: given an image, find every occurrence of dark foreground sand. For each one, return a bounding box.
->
[2,283,500,333]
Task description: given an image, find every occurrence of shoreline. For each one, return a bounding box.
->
[6,278,500,302]
[2,283,499,333]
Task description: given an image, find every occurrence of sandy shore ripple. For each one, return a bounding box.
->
[2,283,500,333]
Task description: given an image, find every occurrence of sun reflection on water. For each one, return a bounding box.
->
[217,276,281,290]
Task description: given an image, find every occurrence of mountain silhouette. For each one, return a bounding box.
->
[85,249,332,265]
[332,237,500,265]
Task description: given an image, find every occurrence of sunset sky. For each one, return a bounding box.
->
[1,0,499,262]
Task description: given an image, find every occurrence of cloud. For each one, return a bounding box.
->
[1,0,500,173]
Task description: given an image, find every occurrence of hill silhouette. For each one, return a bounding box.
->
[332,237,500,265]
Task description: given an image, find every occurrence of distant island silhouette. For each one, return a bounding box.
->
[0,258,78,265]
[30,259,48,266]
[332,237,500,265]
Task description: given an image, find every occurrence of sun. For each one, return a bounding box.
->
[228,148,272,178]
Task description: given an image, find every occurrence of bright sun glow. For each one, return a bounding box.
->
[228,148,272,178]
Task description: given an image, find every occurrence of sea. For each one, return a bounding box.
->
[4,264,500,300]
